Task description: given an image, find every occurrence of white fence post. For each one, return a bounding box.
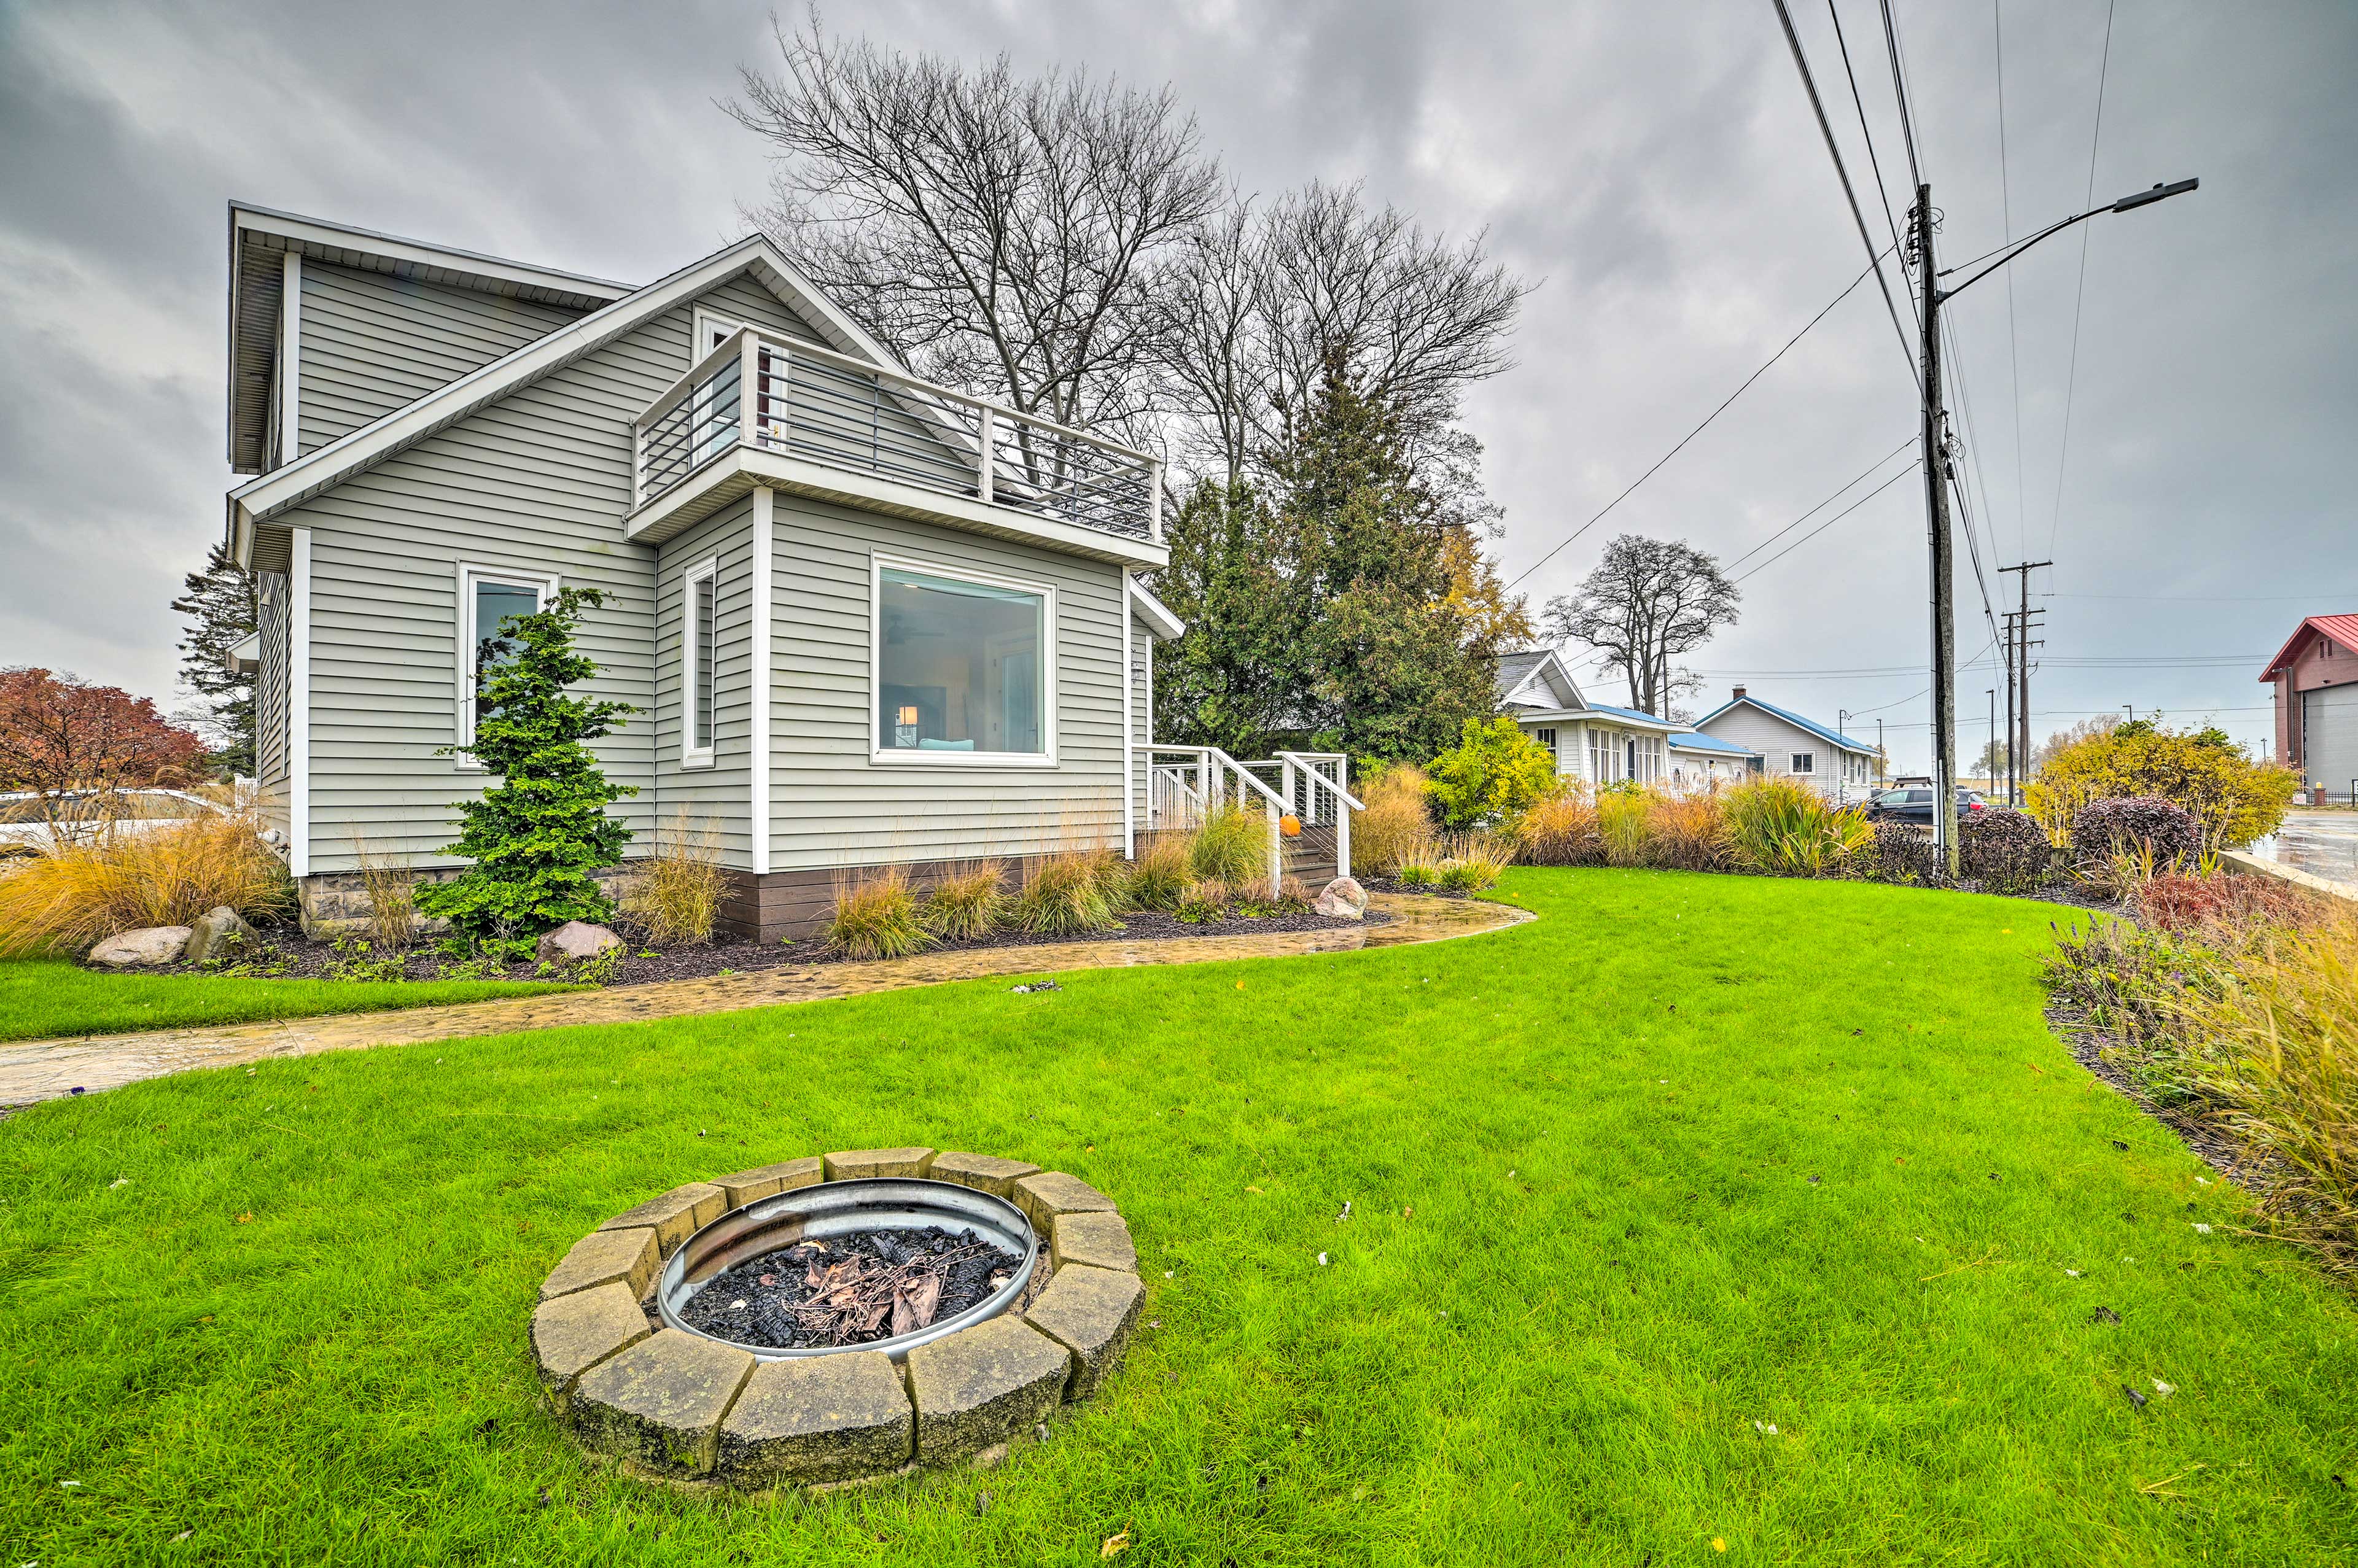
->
[1266,802,1282,896]
[978,405,996,505]
[1336,756,1352,880]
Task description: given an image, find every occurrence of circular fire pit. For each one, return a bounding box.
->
[529,1148,1144,1489]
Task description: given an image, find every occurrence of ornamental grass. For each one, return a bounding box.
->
[1012,847,1120,936]
[1350,764,1434,877]
[1718,775,1872,875]
[919,861,1008,941]
[0,809,294,957]
[621,812,728,945]
[1124,836,1191,913]
[1186,804,1266,885]
[824,866,933,960]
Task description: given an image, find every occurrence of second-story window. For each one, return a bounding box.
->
[684,559,718,768]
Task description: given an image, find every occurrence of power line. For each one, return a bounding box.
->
[1722,437,1917,572]
[1875,0,1924,187]
[1993,0,2028,559]
[2048,0,2119,561]
[1770,0,1922,390]
[2045,590,2358,603]
[1504,251,1892,592]
[1827,0,1912,282]
[1731,461,1921,585]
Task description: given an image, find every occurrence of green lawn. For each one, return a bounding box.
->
[2,869,2351,1565]
[0,957,575,1042]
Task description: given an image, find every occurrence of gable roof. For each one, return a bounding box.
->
[1495,648,1586,712]
[1695,693,1875,755]
[1129,581,1186,641]
[226,230,909,564]
[1669,730,1757,756]
[1580,701,1684,733]
[2260,614,2358,678]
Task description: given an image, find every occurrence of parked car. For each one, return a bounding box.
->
[0,789,227,857]
[1866,786,1988,826]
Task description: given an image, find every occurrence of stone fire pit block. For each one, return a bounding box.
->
[717,1351,914,1486]
[823,1146,936,1181]
[1052,1210,1137,1273]
[928,1151,1041,1197]
[531,1282,652,1409]
[598,1183,726,1257]
[1022,1263,1146,1402]
[1011,1170,1117,1232]
[903,1315,1068,1467]
[541,1225,660,1302]
[571,1329,755,1477]
[711,1157,823,1209]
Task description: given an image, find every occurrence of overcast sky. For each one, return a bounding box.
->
[3,0,2350,770]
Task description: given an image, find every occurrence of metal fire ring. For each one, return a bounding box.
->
[655,1178,1039,1362]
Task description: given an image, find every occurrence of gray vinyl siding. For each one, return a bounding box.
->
[764,497,1129,870]
[255,571,291,836]
[1695,705,1862,791]
[295,262,588,456]
[653,500,757,866]
[278,273,825,875]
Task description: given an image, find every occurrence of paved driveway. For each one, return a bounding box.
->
[2248,809,2358,888]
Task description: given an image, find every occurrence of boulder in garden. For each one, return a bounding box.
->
[1313,877,1368,919]
[88,926,192,968]
[537,921,622,966]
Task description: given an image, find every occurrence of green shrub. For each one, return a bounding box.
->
[1124,837,1190,912]
[1188,804,1266,885]
[1013,849,1119,935]
[2028,718,2299,850]
[1436,860,1486,894]
[826,867,934,959]
[417,586,637,952]
[1427,715,1560,829]
[921,861,1007,941]
[1719,776,1872,875]
[1175,879,1232,923]
[1396,861,1438,890]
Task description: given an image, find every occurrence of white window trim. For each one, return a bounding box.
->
[868,552,1058,768]
[682,554,720,770]
[454,563,561,768]
[1791,751,1817,775]
[693,308,748,360]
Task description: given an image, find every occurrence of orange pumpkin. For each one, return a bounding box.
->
[1279,814,1302,837]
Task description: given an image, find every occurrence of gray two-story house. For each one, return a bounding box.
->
[223,203,1200,939]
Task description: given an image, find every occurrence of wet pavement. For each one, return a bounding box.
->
[0,894,1530,1108]
[2247,809,2358,888]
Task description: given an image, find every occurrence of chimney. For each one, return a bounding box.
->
[1732,685,1747,701]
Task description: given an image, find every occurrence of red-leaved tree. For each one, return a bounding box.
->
[0,668,208,837]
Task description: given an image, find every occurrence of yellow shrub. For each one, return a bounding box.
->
[2028,720,2300,849]
[0,811,294,956]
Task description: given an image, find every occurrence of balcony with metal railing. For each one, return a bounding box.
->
[626,327,1164,562]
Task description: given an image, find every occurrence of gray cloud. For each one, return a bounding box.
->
[2,0,2349,766]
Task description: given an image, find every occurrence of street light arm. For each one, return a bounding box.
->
[1937,178,2198,302]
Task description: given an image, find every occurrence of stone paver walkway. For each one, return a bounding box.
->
[0,895,1528,1108]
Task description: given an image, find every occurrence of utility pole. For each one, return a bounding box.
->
[1986,689,1996,790]
[1999,561,2049,807]
[1876,719,1885,786]
[1912,185,1960,874]
[2000,610,2018,802]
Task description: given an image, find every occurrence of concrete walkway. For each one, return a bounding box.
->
[2245,808,2358,890]
[0,895,1529,1108]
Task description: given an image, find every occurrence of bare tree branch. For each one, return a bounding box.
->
[1543,536,1741,716]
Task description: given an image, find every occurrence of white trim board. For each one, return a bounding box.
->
[1121,567,1136,858]
[278,251,302,463]
[749,489,774,874]
[289,529,312,878]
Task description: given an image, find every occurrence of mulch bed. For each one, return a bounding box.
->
[677,1225,1020,1351]
[117,906,1392,990]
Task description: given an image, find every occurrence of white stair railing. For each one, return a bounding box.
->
[1135,744,1293,895]
[1274,751,1364,881]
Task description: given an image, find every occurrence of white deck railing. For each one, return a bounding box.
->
[1137,745,1361,890]
[632,327,1162,545]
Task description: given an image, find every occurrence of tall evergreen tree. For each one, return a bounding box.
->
[1147,478,1305,756]
[169,542,257,776]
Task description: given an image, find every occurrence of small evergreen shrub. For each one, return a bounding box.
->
[417,586,637,953]
[1013,848,1119,935]
[2069,795,2198,876]
[921,861,1007,941]
[825,867,933,959]
[1959,807,2052,893]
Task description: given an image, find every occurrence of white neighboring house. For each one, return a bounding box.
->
[1496,650,1686,786]
[1692,687,1877,801]
[1666,729,1760,789]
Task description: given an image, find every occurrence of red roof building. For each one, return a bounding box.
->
[2261,614,2358,799]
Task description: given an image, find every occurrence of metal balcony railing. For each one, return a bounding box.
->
[632,327,1162,545]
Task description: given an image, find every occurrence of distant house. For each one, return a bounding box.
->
[1667,729,1759,789]
[1496,650,1684,786]
[2261,613,2358,802]
[1691,688,1876,801]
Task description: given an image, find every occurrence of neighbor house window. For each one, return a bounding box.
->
[873,559,1052,763]
[1589,728,1618,783]
[1535,728,1558,755]
[457,565,556,755]
[1791,751,1816,774]
[683,557,718,767]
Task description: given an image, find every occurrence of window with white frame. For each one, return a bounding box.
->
[1535,727,1558,755]
[682,557,718,767]
[873,560,1052,762]
[1791,751,1816,774]
[1589,726,1617,783]
[693,309,747,359]
[457,566,555,752]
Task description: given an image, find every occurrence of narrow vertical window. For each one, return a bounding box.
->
[684,559,718,766]
[458,567,550,753]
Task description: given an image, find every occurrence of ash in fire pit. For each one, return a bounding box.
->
[680,1226,1019,1351]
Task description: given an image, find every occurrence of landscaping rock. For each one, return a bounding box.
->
[570,1329,755,1476]
[597,1183,726,1257]
[537,921,622,966]
[717,1350,913,1486]
[822,1147,936,1181]
[531,1282,652,1409]
[87,926,192,968]
[541,1225,660,1302]
[1051,1210,1138,1273]
[928,1151,1042,1197]
[1022,1263,1146,1401]
[903,1315,1068,1467]
[710,1157,824,1209]
[182,906,255,964]
[1313,877,1368,919]
[1010,1170,1117,1233]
